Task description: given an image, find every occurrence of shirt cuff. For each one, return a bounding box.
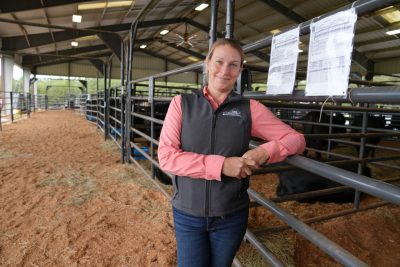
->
[205,155,225,181]
[260,141,279,163]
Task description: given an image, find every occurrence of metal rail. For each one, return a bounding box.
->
[96,0,400,266]
[248,188,368,267]
[286,156,400,205]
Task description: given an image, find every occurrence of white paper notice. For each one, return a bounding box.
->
[305,8,357,96]
[266,27,300,95]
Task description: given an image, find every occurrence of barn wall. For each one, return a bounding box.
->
[375,59,400,75]
[35,52,200,84]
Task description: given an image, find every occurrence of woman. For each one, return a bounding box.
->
[158,38,305,267]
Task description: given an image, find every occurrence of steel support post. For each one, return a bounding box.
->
[225,0,234,38]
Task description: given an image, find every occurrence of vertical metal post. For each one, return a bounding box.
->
[209,0,219,48]
[27,92,31,118]
[354,110,368,209]
[125,21,138,162]
[104,63,109,140]
[326,110,334,160]
[10,92,14,122]
[68,63,71,108]
[120,40,126,163]
[96,71,99,94]
[225,0,235,38]
[108,57,113,89]
[149,76,155,179]
[45,94,48,110]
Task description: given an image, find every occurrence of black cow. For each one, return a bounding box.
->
[276,164,371,203]
[302,111,346,159]
[132,101,170,142]
[350,115,386,158]
[153,166,172,185]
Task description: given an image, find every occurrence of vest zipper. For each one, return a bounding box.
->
[206,113,218,216]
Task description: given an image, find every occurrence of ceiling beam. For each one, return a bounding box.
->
[165,43,206,60]
[0,0,99,13]
[22,44,109,65]
[352,49,370,71]
[260,0,307,23]
[97,32,122,61]
[32,52,111,68]
[19,37,162,67]
[0,18,194,51]
[40,0,57,53]
[89,59,105,75]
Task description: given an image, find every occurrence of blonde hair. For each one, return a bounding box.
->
[204,39,244,84]
[206,38,245,66]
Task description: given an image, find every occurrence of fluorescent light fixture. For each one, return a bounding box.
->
[381,10,400,23]
[75,35,99,42]
[195,3,209,11]
[72,14,82,23]
[78,1,133,10]
[108,1,133,8]
[78,2,106,10]
[270,29,281,35]
[188,56,199,62]
[71,41,78,47]
[386,28,400,35]
[140,44,147,49]
[160,29,169,35]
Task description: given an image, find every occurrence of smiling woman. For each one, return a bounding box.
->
[157,38,305,267]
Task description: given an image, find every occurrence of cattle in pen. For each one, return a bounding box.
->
[350,115,386,158]
[276,164,371,203]
[302,111,346,159]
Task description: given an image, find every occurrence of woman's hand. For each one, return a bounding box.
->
[242,147,269,166]
[222,157,258,179]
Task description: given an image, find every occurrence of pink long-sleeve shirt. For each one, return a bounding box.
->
[158,88,305,181]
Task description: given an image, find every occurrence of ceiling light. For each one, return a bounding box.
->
[140,44,147,49]
[78,1,133,10]
[188,56,199,62]
[195,3,209,11]
[72,14,82,23]
[386,29,400,35]
[107,1,133,8]
[75,35,99,42]
[78,2,106,10]
[270,29,281,35]
[160,29,169,35]
[71,41,78,47]
[381,10,400,23]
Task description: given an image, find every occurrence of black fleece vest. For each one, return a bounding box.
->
[171,90,251,217]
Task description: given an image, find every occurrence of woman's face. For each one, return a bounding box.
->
[207,45,242,94]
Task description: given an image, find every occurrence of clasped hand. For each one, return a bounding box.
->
[222,147,269,179]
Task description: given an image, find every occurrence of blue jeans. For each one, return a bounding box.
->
[173,207,248,267]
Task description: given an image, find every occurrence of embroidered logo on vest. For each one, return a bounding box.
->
[222,109,242,117]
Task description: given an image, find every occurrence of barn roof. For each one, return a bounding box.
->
[1,0,399,76]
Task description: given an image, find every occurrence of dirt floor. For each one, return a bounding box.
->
[0,110,399,266]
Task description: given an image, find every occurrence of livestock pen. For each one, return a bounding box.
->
[81,1,400,266]
[2,0,400,266]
